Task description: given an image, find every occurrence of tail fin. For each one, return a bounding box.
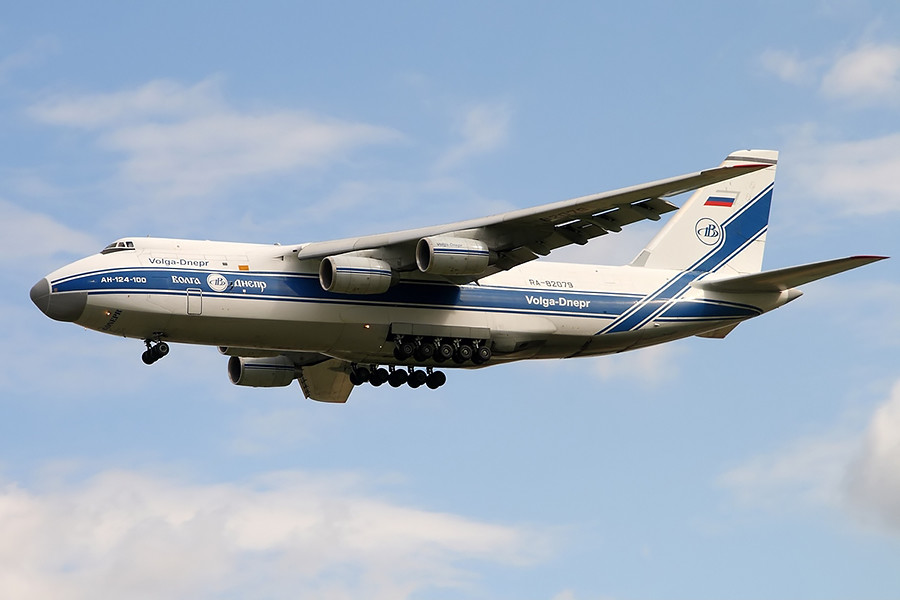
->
[631,149,778,275]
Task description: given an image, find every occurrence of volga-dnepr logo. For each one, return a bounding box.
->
[206,273,229,292]
[695,218,723,246]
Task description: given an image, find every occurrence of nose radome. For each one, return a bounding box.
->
[30,278,50,314]
[30,278,87,322]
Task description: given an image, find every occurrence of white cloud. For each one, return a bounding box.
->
[296,176,515,239]
[761,42,900,109]
[719,434,855,510]
[0,199,98,264]
[822,43,900,106]
[786,132,900,214]
[29,79,402,199]
[845,380,900,531]
[720,379,900,536]
[0,36,57,83]
[760,50,819,85]
[437,102,512,171]
[0,469,547,600]
[29,78,223,129]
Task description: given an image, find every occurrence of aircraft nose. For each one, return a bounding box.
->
[30,278,87,322]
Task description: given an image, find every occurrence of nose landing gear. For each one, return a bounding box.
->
[141,338,169,365]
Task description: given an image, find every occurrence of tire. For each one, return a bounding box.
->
[414,342,435,362]
[408,370,427,388]
[453,344,473,364]
[388,369,408,387]
[472,345,492,365]
[370,367,389,386]
[426,371,447,389]
[350,369,367,386]
[394,341,415,361]
[435,343,454,363]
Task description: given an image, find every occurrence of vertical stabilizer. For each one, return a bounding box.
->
[631,150,778,275]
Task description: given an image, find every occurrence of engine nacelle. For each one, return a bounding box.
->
[416,236,490,275]
[319,255,393,294]
[227,356,296,387]
[218,346,281,358]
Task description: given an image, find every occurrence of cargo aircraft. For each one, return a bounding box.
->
[31,150,885,402]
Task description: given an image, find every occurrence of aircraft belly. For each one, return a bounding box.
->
[81,293,174,338]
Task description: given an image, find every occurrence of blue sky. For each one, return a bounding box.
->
[2,1,899,598]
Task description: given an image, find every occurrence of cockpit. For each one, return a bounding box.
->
[100,240,135,254]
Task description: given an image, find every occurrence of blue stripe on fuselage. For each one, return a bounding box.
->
[600,184,773,334]
[50,267,761,324]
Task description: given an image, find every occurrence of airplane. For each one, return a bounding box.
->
[30,149,886,403]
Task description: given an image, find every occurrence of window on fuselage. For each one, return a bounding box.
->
[100,240,136,254]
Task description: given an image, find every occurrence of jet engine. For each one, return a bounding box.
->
[319,255,393,294]
[227,356,296,387]
[416,236,490,275]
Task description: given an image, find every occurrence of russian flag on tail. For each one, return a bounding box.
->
[705,195,736,207]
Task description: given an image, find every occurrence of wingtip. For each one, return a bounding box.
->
[726,149,779,165]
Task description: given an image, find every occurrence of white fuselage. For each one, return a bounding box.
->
[36,237,794,368]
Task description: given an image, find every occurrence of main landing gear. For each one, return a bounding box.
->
[141,338,169,365]
[350,364,447,390]
[391,335,491,365]
[349,335,491,392]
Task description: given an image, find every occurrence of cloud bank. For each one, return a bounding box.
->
[0,469,547,600]
[720,379,900,536]
[762,42,900,108]
[29,79,402,199]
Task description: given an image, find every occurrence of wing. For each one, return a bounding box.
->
[296,358,354,403]
[223,348,355,403]
[292,155,770,288]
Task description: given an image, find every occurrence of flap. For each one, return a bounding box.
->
[297,359,354,403]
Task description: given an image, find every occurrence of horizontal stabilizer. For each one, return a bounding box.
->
[693,255,887,293]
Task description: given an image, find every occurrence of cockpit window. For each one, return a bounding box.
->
[101,240,136,254]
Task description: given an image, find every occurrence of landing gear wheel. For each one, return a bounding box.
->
[350,366,370,386]
[435,343,454,363]
[152,341,169,360]
[141,339,169,365]
[394,341,415,361]
[370,367,389,386]
[453,344,473,364]
[388,369,408,387]
[472,345,492,365]
[425,371,447,389]
[414,342,435,362]
[408,370,427,388]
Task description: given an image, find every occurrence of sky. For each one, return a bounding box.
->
[1,1,899,598]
